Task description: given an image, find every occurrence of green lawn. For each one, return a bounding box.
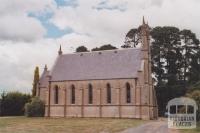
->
[180,122,200,133]
[0,117,146,133]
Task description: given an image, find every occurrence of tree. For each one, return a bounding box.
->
[32,66,39,97]
[180,29,200,85]
[123,26,200,116]
[151,27,186,115]
[76,46,89,52]
[122,28,141,48]
[0,91,6,116]
[0,92,31,116]
[91,44,117,51]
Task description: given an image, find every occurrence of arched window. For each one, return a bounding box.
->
[71,85,75,104]
[54,85,59,104]
[88,84,93,104]
[106,83,111,103]
[38,87,40,97]
[126,82,131,103]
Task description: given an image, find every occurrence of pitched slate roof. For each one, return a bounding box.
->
[50,48,142,81]
[39,70,49,87]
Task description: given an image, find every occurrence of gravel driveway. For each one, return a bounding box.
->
[120,120,179,133]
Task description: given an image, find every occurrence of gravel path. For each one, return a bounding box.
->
[120,120,179,133]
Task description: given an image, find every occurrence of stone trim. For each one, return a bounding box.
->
[50,78,137,82]
[46,104,157,107]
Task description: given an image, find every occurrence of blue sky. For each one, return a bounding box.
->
[41,0,78,38]
[28,12,73,38]
[27,0,127,39]
[55,0,78,7]
[0,0,200,94]
[28,0,77,38]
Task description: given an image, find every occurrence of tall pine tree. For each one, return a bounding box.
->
[123,25,200,116]
[32,66,39,97]
[180,29,200,84]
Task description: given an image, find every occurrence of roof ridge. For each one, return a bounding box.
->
[61,47,141,56]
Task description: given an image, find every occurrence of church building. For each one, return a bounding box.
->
[37,19,158,120]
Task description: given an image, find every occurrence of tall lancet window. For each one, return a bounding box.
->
[88,84,93,104]
[71,85,75,104]
[126,82,131,103]
[54,85,59,104]
[106,83,111,103]
[38,87,40,97]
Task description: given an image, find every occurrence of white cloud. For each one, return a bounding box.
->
[0,0,55,15]
[0,0,56,42]
[0,0,200,93]
[0,39,57,93]
[51,0,200,39]
[150,0,165,7]
[0,32,104,93]
[0,15,46,42]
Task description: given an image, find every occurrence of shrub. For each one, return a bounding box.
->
[25,97,45,117]
[186,90,200,121]
[0,92,31,116]
[0,99,2,116]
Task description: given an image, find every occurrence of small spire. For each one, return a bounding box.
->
[142,16,145,25]
[44,64,48,71]
[58,45,62,55]
[59,45,61,51]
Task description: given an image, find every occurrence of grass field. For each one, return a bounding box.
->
[0,117,146,133]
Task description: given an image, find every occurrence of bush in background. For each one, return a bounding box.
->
[25,97,45,117]
[0,92,31,116]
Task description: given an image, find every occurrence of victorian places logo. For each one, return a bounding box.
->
[166,97,198,129]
